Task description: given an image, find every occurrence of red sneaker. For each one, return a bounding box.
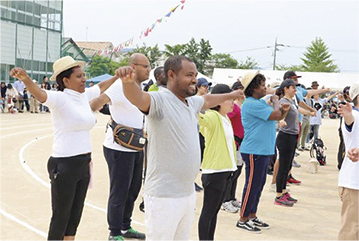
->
[287,176,301,185]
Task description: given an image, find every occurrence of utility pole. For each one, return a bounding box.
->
[273,37,284,70]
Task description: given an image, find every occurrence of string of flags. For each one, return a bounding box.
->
[93,0,186,56]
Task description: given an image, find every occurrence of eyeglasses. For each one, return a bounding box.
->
[133,63,151,69]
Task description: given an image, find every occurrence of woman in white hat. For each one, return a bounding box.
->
[10,56,119,240]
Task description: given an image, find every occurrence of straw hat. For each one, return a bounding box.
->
[241,70,260,91]
[50,56,85,81]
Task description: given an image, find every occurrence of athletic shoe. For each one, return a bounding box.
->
[122,228,145,240]
[292,160,301,168]
[287,176,301,185]
[251,217,270,229]
[297,147,304,151]
[231,199,241,208]
[274,195,294,207]
[284,192,298,203]
[195,182,203,192]
[221,201,239,213]
[303,146,310,151]
[294,152,300,157]
[108,235,124,241]
[236,220,261,233]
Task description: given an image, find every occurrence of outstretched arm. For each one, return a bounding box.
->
[201,89,243,111]
[119,67,151,113]
[307,88,330,96]
[97,75,119,94]
[10,67,47,103]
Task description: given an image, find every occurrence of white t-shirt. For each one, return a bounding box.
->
[338,110,359,190]
[310,98,328,125]
[43,86,100,157]
[103,80,144,152]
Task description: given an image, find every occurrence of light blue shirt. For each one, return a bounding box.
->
[13,80,25,95]
[240,97,276,155]
[296,86,308,122]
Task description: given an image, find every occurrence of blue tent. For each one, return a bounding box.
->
[86,74,113,86]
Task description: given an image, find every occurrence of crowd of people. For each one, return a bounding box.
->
[8,54,358,241]
[0,76,56,114]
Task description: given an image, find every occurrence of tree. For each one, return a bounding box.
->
[239,57,259,69]
[131,44,162,68]
[275,64,304,71]
[301,37,339,72]
[211,53,239,69]
[86,55,110,77]
[163,44,186,57]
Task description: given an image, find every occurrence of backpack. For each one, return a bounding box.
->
[310,138,326,166]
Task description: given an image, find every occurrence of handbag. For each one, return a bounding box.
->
[109,118,147,151]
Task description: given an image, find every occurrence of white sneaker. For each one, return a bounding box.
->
[221,201,239,213]
[231,199,241,208]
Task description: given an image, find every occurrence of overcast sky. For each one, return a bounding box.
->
[63,0,359,73]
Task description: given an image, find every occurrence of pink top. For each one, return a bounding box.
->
[227,103,244,147]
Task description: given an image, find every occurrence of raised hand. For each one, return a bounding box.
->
[338,102,352,118]
[232,89,244,99]
[270,94,279,102]
[116,67,135,83]
[10,67,31,82]
[281,103,290,112]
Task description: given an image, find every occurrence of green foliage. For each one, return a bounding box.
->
[131,44,162,68]
[163,44,186,57]
[275,64,304,71]
[239,57,259,69]
[300,37,339,72]
[87,55,110,77]
[211,53,239,69]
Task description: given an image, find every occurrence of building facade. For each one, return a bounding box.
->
[1,0,63,83]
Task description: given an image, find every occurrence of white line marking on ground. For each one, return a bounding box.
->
[0,209,47,238]
[18,135,145,227]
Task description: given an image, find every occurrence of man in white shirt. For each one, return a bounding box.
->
[90,53,150,241]
[13,79,25,112]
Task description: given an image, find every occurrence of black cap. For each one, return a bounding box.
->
[280,78,296,89]
[283,71,302,80]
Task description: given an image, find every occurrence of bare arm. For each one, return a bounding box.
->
[299,99,316,112]
[201,89,243,111]
[97,75,118,94]
[298,107,316,116]
[307,88,330,96]
[338,102,354,126]
[268,95,282,120]
[90,93,111,112]
[119,67,151,113]
[10,68,47,103]
[326,92,339,101]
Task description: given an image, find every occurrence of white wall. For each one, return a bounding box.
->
[0,21,16,64]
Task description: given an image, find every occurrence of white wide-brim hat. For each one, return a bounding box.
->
[50,56,85,81]
[241,70,260,91]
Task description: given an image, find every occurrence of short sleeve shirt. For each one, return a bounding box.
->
[240,97,276,155]
[145,88,204,198]
[43,86,100,157]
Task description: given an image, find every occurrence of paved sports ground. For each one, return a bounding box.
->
[1,112,342,240]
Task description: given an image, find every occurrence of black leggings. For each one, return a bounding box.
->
[47,153,91,240]
[198,172,232,241]
[276,131,297,193]
[223,165,243,202]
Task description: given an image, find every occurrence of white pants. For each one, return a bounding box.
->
[143,191,196,240]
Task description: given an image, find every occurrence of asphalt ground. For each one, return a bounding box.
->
[1,112,342,240]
